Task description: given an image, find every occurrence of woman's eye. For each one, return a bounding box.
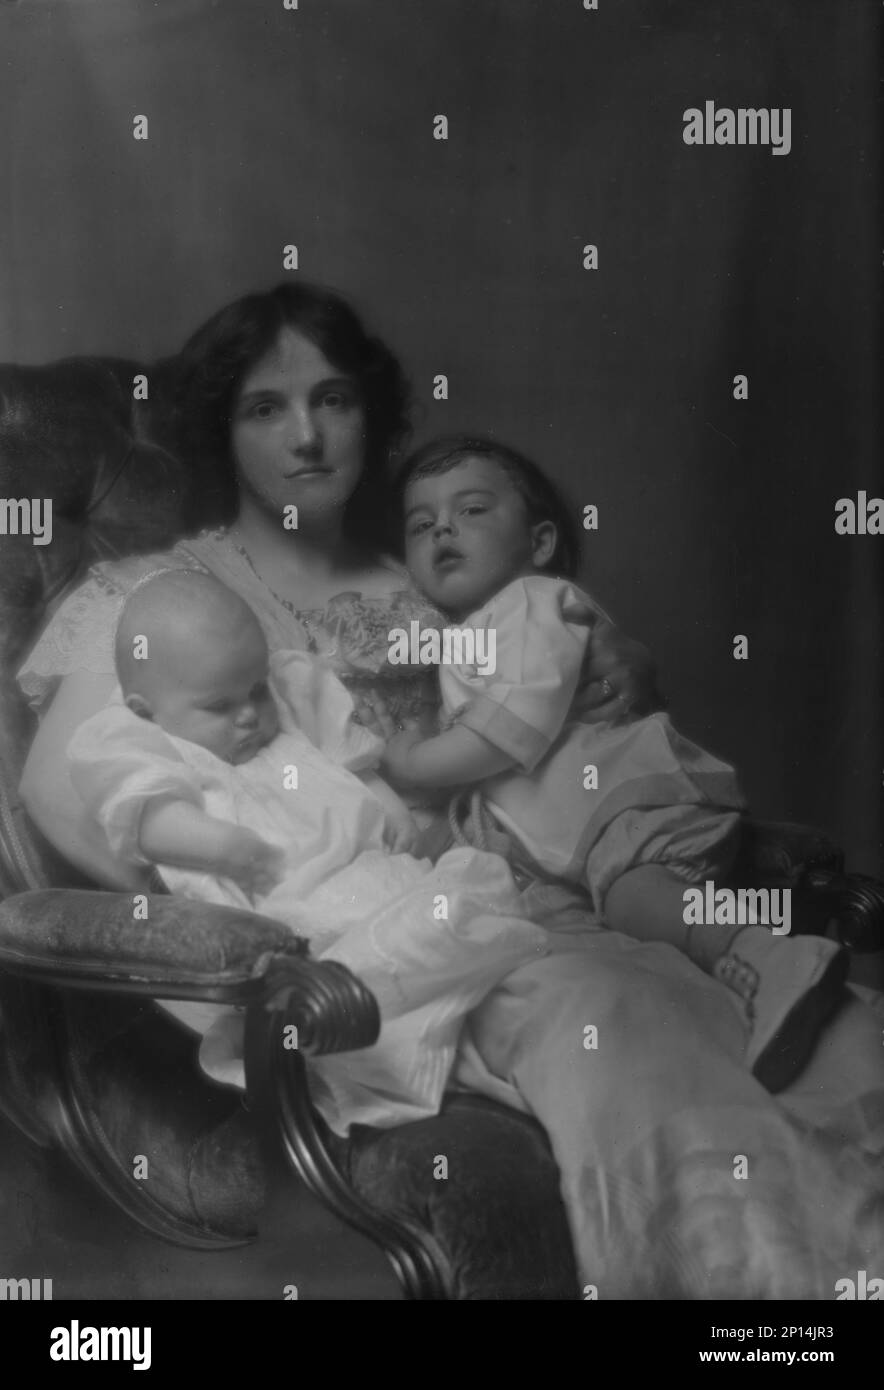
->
[250,401,278,420]
[320,390,354,410]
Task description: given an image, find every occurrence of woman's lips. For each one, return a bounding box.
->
[283,465,333,479]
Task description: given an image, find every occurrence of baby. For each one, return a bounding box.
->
[380,435,848,1093]
[66,567,547,1135]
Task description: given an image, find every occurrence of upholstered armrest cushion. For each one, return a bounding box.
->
[0,888,303,996]
[0,888,380,1055]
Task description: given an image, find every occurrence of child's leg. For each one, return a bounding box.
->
[604,864,729,969]
[603,863,848,1093]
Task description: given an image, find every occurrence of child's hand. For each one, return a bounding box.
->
[223,829,286,897]
[353,692,398,740]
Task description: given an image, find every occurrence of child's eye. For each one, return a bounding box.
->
[204,701,232,714]
[462,505,487,516]
[408,520,433,536]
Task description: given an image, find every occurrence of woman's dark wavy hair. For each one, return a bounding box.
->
[395,434,581,579]
[172,282,412,547]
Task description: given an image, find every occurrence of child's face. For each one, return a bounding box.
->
[147,623,280,765]
[404,455,549,617]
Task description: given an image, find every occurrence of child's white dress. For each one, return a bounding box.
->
[67,651,547,1135]
[441,576,745,910]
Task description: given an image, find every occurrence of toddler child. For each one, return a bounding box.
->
[66,567,547,1134]
[380,435,848,1093]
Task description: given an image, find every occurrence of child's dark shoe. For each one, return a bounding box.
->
[713,928,849,1093]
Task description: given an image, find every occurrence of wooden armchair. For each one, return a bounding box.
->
[1,356,881,1299]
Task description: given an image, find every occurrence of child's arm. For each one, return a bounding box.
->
[138,798,285,897]
[380,723,515,792]
[382,578,597,793]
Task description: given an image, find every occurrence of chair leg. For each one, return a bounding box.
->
[244,959,453,1300]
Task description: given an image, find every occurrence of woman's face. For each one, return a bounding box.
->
[229,327,367,529]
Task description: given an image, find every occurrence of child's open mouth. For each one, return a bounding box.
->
[433,546,465,571]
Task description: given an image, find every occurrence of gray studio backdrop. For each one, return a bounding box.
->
[2,0,881,870]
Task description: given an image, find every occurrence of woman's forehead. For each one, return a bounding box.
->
[240,326,346,391]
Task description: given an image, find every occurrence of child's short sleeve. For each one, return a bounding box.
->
[441,578,603,772]
[67,703,205,865]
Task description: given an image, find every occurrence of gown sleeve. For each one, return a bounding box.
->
[16,550,204,715]
[269,648,384,772]
[67,700,205,865]
[441,577,605,773]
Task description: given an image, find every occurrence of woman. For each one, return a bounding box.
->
[18,282,884,1298]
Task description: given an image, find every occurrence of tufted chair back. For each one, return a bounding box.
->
[0,356,210,896]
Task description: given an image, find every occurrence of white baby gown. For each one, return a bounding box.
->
[67,650,547,1134]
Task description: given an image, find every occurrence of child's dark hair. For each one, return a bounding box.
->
[170,281,412,546]
[396,434,581,579]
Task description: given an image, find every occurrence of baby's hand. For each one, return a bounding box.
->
[383,812,420,855]
[223,830,286,897]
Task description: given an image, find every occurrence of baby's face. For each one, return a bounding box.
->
[404,456,540,618]
[149,623,280,765]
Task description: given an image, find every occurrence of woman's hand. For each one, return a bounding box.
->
[576,619,666,725]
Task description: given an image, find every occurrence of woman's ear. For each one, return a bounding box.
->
[530,520,558,570]
[124,693,154,721]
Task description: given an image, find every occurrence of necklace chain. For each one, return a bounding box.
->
[230,536,325,651]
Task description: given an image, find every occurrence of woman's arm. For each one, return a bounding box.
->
[19,670,149,890]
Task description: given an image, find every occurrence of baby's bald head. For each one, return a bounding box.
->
[116,570,260,697]
[115,570,279,763]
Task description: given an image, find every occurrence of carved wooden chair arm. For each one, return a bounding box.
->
[0,887,379,1050]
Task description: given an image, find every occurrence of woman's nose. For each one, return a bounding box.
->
[287,405,320,453]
